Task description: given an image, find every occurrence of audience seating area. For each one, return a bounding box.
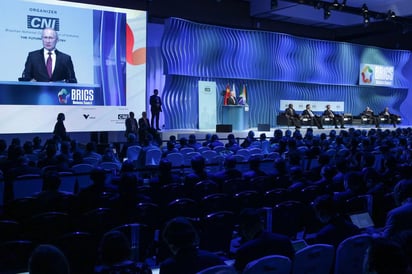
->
[0,126,411,273]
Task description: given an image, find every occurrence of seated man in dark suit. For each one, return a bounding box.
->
[323,104,345,129]
[20,28,77,83]
[284,103,301,129]
[233,208,295,272]
[301,104,324,129]
[383,179,412,238]
[361,106,380,128]
[379,107,400,128]
[160,217,226,274]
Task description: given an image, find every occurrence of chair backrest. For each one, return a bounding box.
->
[201,150,218,164]
[145,148,162,167]
[180,147,195,155]
[13,174,43,200]
[72,164,94,190]
[99,162,121,173]
[166,152,185,167]
[83,156,100,167]
[196,264,237,274]
[292,244,335,274]
[243,255,292,274]
[334,234,372,274]
[126,145,142,162]
[199,210,236,255]
[214,146,226,153]
[236,149,250,160]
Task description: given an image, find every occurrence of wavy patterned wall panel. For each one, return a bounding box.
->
[151,18,411,129]
[162,18,410,87]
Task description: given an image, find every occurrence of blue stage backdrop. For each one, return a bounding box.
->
[158,18,410,129]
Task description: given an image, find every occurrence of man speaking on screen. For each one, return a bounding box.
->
[20,28,77,83]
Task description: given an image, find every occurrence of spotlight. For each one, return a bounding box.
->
[324,7,331,20]
[332,0,339,8]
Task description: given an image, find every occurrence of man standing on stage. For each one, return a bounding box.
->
[150,89,162,131]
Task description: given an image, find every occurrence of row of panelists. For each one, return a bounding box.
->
[282,103,401,130]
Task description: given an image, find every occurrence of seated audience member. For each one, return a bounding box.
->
[28,244,70,274]
[208,134,224,149]
[333,171,366,211]
[379,106,400,128]
[160,217,225,274]
[240,130,256,149]
[34,170,73,212]
[363,237,410,274]
[178,137,189,149]
[225,133,240,153]
[233,208,294,272]
[162,141,179,158]
[184,155,210,195]
[323,104,345,129]
[188,134,202,150]
[311,194,360,247]
[76,167,117,212]
[361,106,380,128]
[95,230,150,273]
[210,155,242,186]
[284,103,301,129]
[242,155,267,181]
[119,133,140,161]
[301,104,324,129]
[202,133,212,148]
[383,179,412,238]
[83,141,102,163]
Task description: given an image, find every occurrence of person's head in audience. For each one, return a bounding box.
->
[223,155,237,170]
[191,155,206,173]
[394,179,412,206]
[227,133,236,144]
[162,217,200,255]
[364,237,409,274]
[98,230,131,266]
[179,137,188,148]
[312,194,338,224]
[238,208,265,242]
[33,136,42,149]
[90,167,107,187]
[42,170,61,191]
[127,133,137,143]
[343,171,366,194]
[260,133,266,141]
[28,244,69,274]
[248,155,262,171]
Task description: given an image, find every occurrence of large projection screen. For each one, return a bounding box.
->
[0,0,146,134]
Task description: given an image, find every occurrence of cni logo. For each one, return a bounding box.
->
[27,15,60,30]
[118,114,128,120]
[83,114,90,120]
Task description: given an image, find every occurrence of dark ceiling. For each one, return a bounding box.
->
[64,0,412,50]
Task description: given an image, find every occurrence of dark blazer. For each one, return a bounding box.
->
[383,200,412,238]
[150,94,162,113]
[21,49,77,83]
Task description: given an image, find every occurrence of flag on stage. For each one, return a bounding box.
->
[232,83,236,98]
[224,84,230,105]
[238,84,247,105]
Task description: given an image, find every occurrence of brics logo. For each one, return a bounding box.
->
[27,15,60,30]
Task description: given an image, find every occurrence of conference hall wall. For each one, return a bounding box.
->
[153,17,411,129]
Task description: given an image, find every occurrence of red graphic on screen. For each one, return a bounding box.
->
[126,23,146,65]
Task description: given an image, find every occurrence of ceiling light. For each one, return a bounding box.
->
[332,0,339,8]
[363,13,370,26]
[361,4,368,15]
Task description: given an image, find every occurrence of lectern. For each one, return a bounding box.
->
[222,105,249,131]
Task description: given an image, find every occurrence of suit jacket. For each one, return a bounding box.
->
[302,109,317,118]
[21,49,77,83]
[285,107,299,118]
[150,94,162,113]
[383,200,412,238]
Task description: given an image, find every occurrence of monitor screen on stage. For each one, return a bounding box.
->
[0,0,146,134]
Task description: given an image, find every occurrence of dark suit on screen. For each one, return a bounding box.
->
[21,49,77,83]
